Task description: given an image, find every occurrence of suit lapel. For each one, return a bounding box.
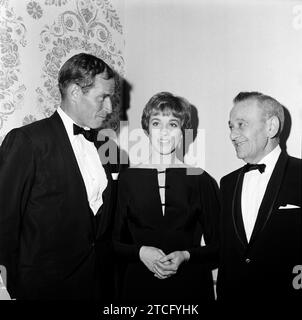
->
[49,112,98,237]
[249,152,289,245]
[49,111,89,202]
[49,113,120,238]
[232,168,248,247]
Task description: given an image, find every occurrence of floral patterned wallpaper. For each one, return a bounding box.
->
[0,0,124,144]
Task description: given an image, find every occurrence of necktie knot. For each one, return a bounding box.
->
[244,163,266,174]
[73,124,98,142]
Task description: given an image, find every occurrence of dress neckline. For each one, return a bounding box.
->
[125,166,205,177]
[127,167,190,171]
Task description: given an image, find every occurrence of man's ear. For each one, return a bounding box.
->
[267,115,280,138]
[67,84,82,102]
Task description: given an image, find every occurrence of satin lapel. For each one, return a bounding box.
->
[51,112,98,234]
[249,152,288,245]
[232,168,248,247]
[49,112,89,202]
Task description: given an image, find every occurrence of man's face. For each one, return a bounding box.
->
[75,74,115,129]
[148,111,183,155]
[229,100,269,163]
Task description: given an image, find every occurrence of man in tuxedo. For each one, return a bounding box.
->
[0,53,119,300]
[217,92,301,306]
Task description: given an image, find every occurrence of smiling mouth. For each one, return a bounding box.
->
[159,139,171,144]
[234,141,246,148]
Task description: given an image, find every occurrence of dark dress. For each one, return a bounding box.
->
[113,167,220,303]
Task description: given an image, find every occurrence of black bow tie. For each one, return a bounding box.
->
[73,124,98,142]
[244,163,266,174]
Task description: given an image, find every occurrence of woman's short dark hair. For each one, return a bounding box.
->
[141,92,192,134]
[58,53,114,99]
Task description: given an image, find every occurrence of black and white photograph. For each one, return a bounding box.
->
[0,0,301,318]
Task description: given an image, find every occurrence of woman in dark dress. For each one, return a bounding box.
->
[113,92,220,303]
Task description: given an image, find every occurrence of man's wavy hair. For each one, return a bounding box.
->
[58,52,115,99]
[141,91,192,134]
[233,91,285,137]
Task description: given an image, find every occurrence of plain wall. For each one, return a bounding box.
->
[123,0,302,182]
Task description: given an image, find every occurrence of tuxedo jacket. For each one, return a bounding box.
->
[217,152,301,304]
[0,111,120,300]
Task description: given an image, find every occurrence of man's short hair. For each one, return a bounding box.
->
[58,53,115,99]
[141,91,192,134]
[233,91,285,135]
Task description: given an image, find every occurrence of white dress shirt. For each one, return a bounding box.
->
[57,107,108,215]
[241,145,281,242]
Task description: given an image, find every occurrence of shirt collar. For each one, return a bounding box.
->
[258,145,281,174]
[57,107,78,143]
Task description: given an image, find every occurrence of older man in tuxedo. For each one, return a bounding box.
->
[217,92,301,306]
[0,53,119,300]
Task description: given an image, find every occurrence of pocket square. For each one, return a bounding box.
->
[111,173,119,180]
[278,204,300,209]
[0,287,11,300]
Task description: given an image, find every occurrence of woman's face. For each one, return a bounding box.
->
[148,111,183,155]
